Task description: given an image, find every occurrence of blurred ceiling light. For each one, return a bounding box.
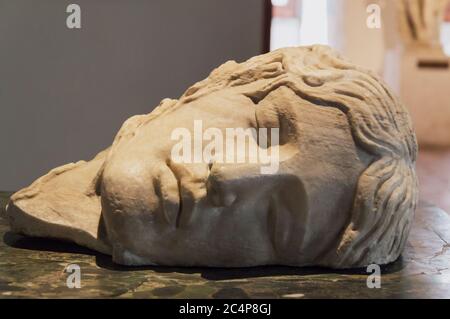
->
[442,3,450,56]
[272,0,289,7]
[442,23,450,56]
[299,0,328,46]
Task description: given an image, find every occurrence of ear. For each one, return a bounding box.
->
[5,149,112,255]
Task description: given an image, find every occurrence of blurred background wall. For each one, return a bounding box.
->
[0,0,269,190]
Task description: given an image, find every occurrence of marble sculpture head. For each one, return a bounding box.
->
[5,46,418,268]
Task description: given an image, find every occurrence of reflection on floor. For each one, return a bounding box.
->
[417,149,450,214]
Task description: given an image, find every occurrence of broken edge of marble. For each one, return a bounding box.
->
[5,150,111,255]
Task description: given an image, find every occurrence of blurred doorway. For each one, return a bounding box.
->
[270,0,328,50]
[442,2,450,56]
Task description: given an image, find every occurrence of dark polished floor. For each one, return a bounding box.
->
[0,149,449,298]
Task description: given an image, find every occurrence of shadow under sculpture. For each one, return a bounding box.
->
[5,46,419,268]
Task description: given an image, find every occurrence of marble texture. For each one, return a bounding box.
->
[1,192,449,298]
[5,46,418,268]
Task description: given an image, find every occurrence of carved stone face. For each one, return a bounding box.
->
[5,46,418,268]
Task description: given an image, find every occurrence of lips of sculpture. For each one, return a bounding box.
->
[155,162,181,227]
[164,161,210,228]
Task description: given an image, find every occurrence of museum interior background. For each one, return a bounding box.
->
[1,0,450,212]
